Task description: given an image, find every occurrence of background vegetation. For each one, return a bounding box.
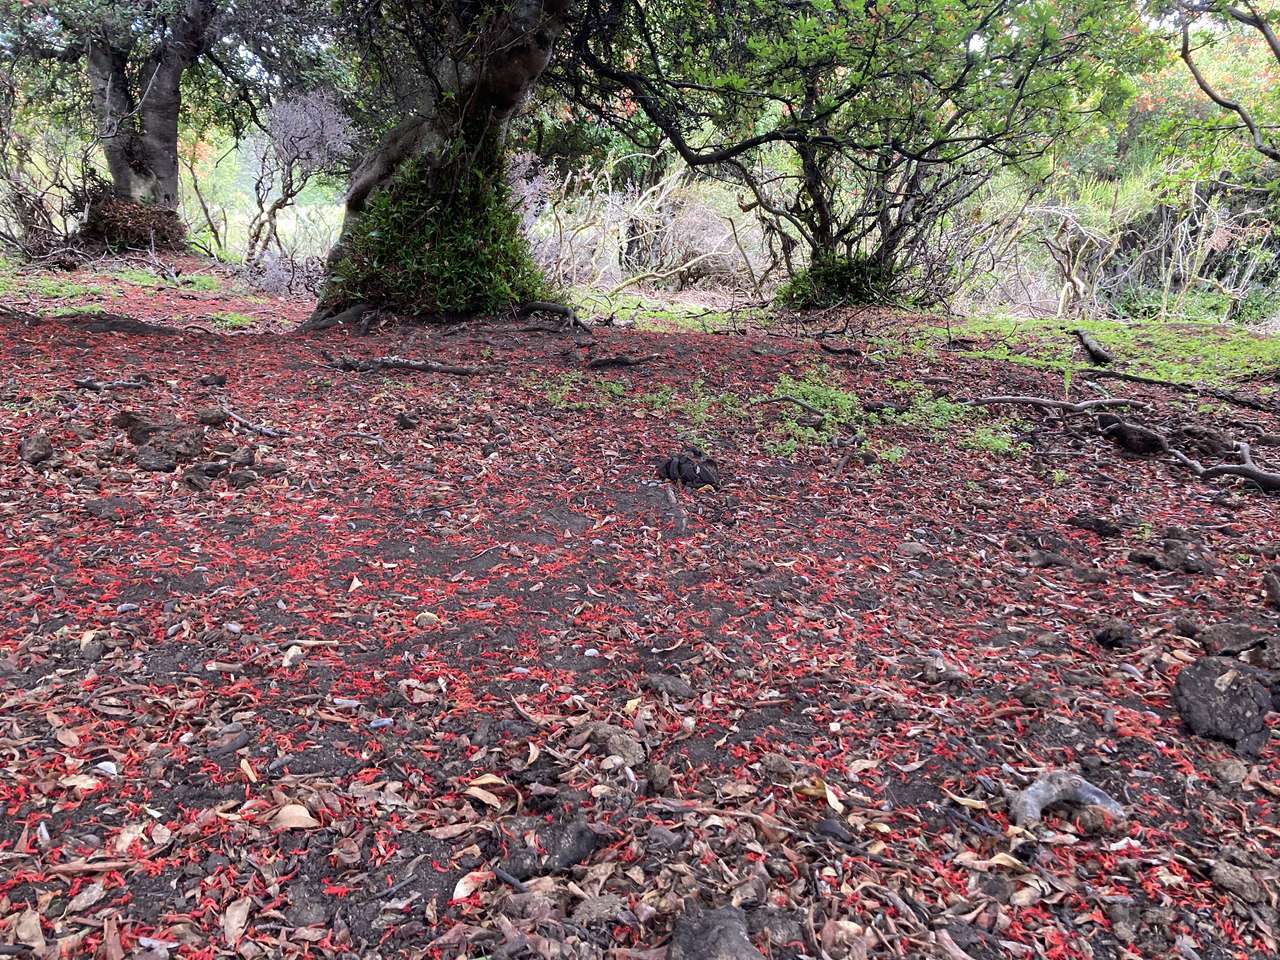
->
[1,1,1278,329]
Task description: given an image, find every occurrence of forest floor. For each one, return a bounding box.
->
[1,256,1279,960]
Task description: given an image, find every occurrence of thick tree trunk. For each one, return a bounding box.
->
[312,0,570,321]
[81,2,218,246]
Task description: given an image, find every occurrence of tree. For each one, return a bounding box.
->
[1178,1,1280,163]
[2,0,334,246]
[567,0,1162,306]
[307,0,571,322]
[244,90,354,269]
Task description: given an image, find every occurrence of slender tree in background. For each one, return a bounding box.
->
[567,0,1163,306]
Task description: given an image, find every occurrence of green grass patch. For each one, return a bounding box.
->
[113,269,166,287]
[50,304,107,317]
[931,314,1280,386]
[571,290,772,333]
[30,277,104,299]
[212,311,255,330]
[183,275,221,292]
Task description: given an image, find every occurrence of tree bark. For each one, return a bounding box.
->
[85,2,220,213]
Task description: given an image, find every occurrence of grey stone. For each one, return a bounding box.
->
[134,445,177,472]
[1173,657,1272,757]
[1212,860,1264,904]
[644,672,695,699]
[19,431,52,465]
[668,904,763,960]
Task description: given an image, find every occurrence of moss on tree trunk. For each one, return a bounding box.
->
[322,132,547,318]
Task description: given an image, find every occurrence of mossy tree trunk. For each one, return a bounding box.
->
[314,0,570,321]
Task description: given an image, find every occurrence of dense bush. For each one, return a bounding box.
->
[775,256,895,309]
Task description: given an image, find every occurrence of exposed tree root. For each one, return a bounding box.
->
[321,350,482,377]
[1073,329,1115,365]
[517,300,588,332]
[296,302,373,334]
[1010,771,1125,826]
[964,395,1145,414]
[1082,368,1278,415]
[73,375,149,391]
[586,352,661,370]
[1174,442,1280,493]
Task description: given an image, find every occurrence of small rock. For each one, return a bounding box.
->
[134,445,177,473]
[19,431,53,465]
[1208,757,1248,787]
[1199,622,1268,657]
[1173,657,1272,757]
[1028,549,1069,568]
[83,496,141,520]
[81,640,105,662]
[1107,903,1137,944]
[647,762,673,795]
[980,875,1014,904]
[646,824,684,851]
[1172,617,1202,639]
[643,672,695,698]
[658,449,721,488]
[582,722,645,766]
[227,469,259,489]
[745,909,805,950]
[1013,684,1053,708]
[1069,514,1122,537]
[1094,620,1135,650]
[572,893,626,925]
[814,817,854,843]
[195,408,229,426]
[898,541,931,559]
[668,903,764,960]
[284,894,329,927]
[501,816,599,880]
[1212,860,1264,904]
[759,751,795,779]
[197,373,227,387]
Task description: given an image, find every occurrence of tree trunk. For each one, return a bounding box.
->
[313,0,571,321]
[81,2,218,247]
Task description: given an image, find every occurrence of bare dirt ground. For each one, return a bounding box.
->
[1,262,1278,959]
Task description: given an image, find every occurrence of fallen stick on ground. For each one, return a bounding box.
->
[321,351,481,377]
[1074,328,1115,365]
[222,406,287,438]
[964,395,1146,413]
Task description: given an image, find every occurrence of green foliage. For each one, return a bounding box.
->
[30,277,102,298]
[767,366,861,449]
[930,313,1280,385]
[541,372,585,409]
[113,269,166,287]
[183,275,221,292]
[50,304,106,316]
[776,256,893,309]
[213,311,255,329]
[961,425,1027,457]
[1115,287,1277,326]
[325,146,548,316]
[596,378,627,399]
